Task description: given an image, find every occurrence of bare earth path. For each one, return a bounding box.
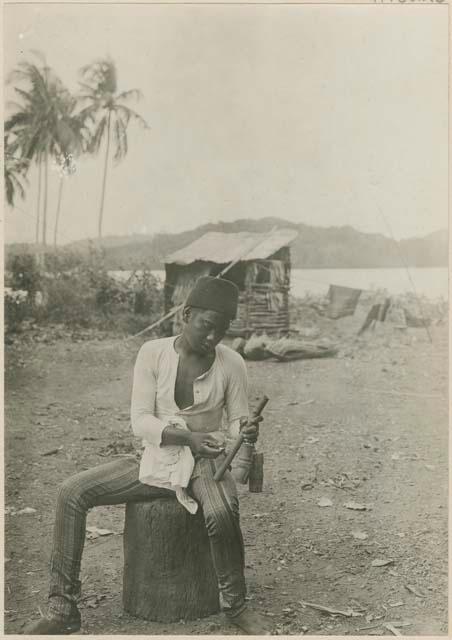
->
[4,325,448,635]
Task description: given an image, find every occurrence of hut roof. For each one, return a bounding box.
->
[165,229,298,265]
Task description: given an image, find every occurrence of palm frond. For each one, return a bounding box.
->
[115,104,149,129]
[87,115,107,155]
[112,117,128,162]
[116,88,143,103]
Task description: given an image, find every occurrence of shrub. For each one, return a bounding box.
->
[8,253,42,297]
[4,248,164,335]
[4,289,31,332]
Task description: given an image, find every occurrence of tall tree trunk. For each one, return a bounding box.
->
[98,110,112,240]
[35,155,42,245]
[53,174,64,248]
[42,149,49,248]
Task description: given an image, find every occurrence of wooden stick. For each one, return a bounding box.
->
[385,623,403,636]
[214,396,268,482]
[299,601,362,617]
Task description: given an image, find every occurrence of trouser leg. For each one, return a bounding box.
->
[48,457,171,617]
[190,458,247,618]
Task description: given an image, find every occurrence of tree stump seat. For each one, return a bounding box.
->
[123,497,220,622]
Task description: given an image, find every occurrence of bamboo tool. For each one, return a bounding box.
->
[248,452,264,492]
[214,395,269,483]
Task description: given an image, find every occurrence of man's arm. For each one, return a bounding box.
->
[161,426,224,458]
[130,343,169,445]
[225,352,261,442]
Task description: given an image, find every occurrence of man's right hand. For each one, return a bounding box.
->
[188,432,224,459]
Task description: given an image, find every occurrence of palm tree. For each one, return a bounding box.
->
[4,133,29,206]
[53,150,77,247]
[77,57,148,239]
[51,92,84,247]
[6,54,83,246]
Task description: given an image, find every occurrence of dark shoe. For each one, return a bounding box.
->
[23,611,81,635]
[229,609,273,635]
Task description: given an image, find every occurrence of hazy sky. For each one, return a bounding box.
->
[4,3,448,244]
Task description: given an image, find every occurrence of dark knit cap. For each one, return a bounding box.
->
[185,276,239,319]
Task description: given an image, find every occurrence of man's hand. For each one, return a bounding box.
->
[188,432,225,459]
[240,415,263,443]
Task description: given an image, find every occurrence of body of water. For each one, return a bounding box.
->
[290,267,448,299]
[110,267,448,300]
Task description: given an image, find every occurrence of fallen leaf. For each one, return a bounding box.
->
[41,446,63,456]
[352,530,368,540]
[405,584,424,598]
[299,600,362,617]
[384,622,402,636]
[317,497,333,508]
[371,558,395,567]
[344,501,369,511]
[16,507,37,515]
[86,526,115,540]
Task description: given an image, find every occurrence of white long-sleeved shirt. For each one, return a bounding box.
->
[131,336,249,512]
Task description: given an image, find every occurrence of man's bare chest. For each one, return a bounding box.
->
[174,354,215,410]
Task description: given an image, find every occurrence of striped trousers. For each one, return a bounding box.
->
[48,456,246,619]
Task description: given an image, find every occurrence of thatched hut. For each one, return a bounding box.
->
[164,229,298,337]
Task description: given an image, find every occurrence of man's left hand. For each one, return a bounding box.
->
[240,415,263,443]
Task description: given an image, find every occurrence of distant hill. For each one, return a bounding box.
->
[6,218,448,270]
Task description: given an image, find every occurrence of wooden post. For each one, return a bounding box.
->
[123,499,220,622]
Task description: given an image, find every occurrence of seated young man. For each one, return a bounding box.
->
[25,276,273,635]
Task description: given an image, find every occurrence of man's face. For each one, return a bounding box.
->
[182,307,230,355]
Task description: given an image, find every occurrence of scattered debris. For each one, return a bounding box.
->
[317,497,333,508]
[299,600,362,617]
[389,602,404,608]
[266,338,338,362]
[404,584,424,598]
[384,622,403,636]
[358,621,411,633]
[86,526,116,540]
[98,440,137,457]
[16,507,37,516]
[40,446,63,456]
[344,501,369,511]
[351,530,368,540]
[80,593,107,609]
[371,558,395,567]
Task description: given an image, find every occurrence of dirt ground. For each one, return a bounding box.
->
[4,321,448,635]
